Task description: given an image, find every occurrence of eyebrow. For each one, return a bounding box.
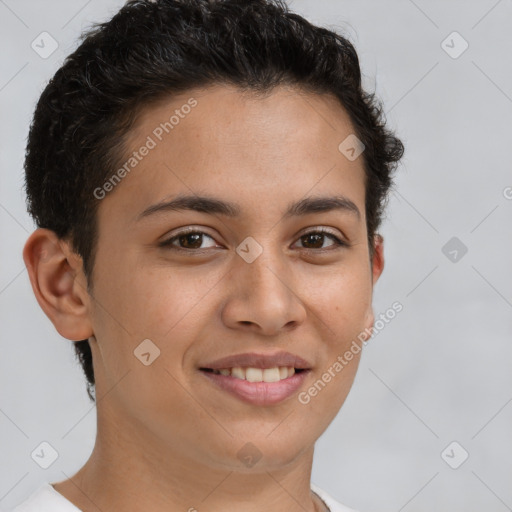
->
[136,194,361,222]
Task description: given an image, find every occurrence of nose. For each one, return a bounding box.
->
[221,245,307,336]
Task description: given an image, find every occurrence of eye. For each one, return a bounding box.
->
[158,227,349,253]
[293,228,348,251]
[158,229,219,252]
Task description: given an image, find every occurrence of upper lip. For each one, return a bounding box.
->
[199,351,312,370]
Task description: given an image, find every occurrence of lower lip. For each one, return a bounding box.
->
[199,370,311,406]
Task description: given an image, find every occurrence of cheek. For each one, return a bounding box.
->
[297,348,361,433]
[307,263,372,326]
[297,273,369,418]
[94,256,214,336]
[132,266,227,339]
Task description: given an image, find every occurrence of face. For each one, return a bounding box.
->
[34,84,384,472]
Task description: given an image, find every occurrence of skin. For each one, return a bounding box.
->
[23,84,384,512]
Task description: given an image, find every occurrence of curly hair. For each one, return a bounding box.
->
[24,0,404,403]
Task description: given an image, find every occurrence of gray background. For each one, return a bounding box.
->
[1,1,511,511]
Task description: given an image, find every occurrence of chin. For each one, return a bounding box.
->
[203,430,315,472]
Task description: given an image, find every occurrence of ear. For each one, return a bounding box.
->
[362,234,385,339]
[371,233,385,285]
[22,228,93,341]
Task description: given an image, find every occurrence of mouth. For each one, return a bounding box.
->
[197,351,313,405]
[198,365,311,406]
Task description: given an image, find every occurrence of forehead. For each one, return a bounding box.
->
[129,84,356,153]
[98,84,366,226]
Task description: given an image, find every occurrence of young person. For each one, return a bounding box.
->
[15,0,404,510]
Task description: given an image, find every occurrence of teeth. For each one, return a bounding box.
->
[246,367,263,382]
[262,368,281,382]
[231,367,245,380]
[212,366,297,382]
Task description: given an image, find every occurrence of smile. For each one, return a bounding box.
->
[199,366,311,406]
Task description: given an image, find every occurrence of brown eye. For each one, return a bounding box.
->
[176,232,203,249]
[295,229,347,250]
[159,230,218,251]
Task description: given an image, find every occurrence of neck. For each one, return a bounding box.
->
[53,405,325,512]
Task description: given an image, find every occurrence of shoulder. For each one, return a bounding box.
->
[10,482,81,512]
[311,483,361,512]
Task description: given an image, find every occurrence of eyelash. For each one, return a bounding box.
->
[158,227,349,253]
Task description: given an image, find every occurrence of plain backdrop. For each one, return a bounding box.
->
[1,1,511,511]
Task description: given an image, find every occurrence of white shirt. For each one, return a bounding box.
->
[11,481,359,512]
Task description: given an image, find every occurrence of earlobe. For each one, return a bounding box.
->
[22,228,93,341]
